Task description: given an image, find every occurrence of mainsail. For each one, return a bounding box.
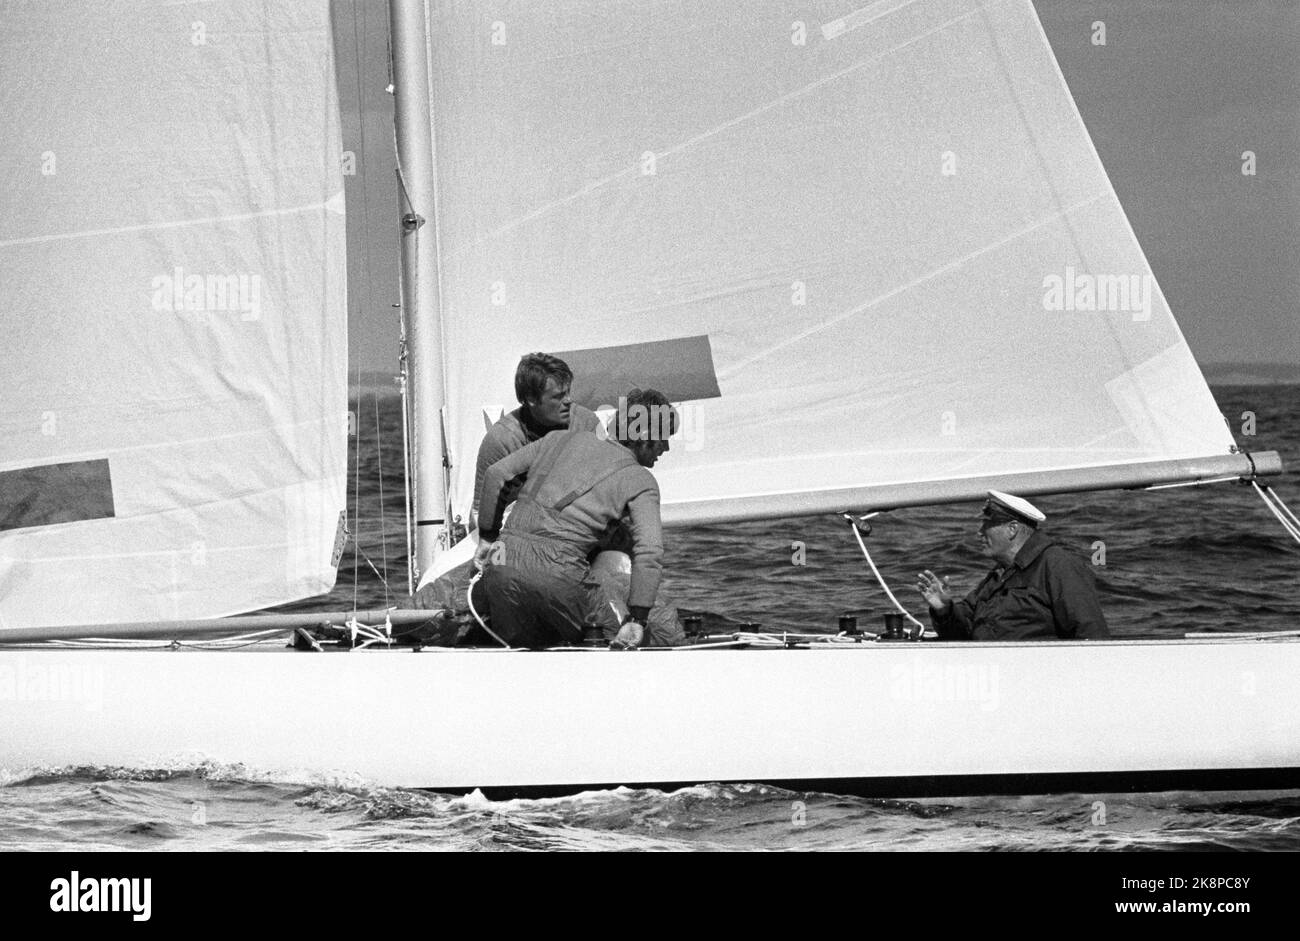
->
[0,3,348,628]
[418,0,1240,528]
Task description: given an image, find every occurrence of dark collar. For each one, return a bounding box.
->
[1011,530,1051,569]
[517,405,554,441]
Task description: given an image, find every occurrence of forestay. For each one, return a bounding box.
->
[423,0,1236,527]
[0,2,347,628]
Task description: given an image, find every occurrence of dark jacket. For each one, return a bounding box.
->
[932,532,1109,640]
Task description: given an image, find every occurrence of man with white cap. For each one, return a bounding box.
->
[915,491,1109,640]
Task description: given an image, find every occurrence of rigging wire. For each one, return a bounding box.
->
[347,0,369,620]
[389,6,415,593]
[1253,482,1300,544]
[374,392,390,607]
[393,154,424,586]
[1264,484,1300,532]
[398,323,415,594]
[350,391,362,618]
[344,0,405,611]
[357,545,397,596]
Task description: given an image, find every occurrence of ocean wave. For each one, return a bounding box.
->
[0,759,375,792]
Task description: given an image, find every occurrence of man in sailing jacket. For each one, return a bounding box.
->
[473,388,676,649]
[469,352,602,531]
[915,491,1109,640]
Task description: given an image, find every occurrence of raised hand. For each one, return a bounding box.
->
[915,569,952,610]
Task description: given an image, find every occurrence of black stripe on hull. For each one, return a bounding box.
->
[423,767,1300,801]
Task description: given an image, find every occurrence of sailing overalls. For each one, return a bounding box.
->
[479,430,664,648]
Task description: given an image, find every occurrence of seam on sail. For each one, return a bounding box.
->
[717,191,1110,380]
[1075,427,1134,451]
[823,0,925,40]
[0,197,342,249]
[658,446,1198,482]
[446,0,1015,259]
[0,543,297,565]
[0,415,345,472]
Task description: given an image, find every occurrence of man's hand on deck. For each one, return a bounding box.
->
[612,619,644,650]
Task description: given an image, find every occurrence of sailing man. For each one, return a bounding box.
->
[473,388,676,649]
[469,352,601,531]
[915,491,1110,640]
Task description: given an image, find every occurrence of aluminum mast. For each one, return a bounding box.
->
[389,0,448,579]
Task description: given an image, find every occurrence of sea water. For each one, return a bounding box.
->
[2,385,1297,851]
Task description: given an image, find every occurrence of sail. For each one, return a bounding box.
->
[421,0,1237,527]
[0,2,347,628]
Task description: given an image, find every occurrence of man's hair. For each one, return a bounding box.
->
[614,387,679,446]
[515,353,573,405]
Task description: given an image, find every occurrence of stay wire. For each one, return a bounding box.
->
[1265,484,1300,532]
[1253,482,1300,544]
[348,0,370,618]
[374,393,390,607]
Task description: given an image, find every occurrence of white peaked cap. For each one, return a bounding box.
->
[985,490,1046,525]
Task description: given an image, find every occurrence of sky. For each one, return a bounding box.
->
[333,0,1299,374]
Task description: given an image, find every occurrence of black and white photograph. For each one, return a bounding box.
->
[0,0,1297,896]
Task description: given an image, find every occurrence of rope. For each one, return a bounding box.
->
[466,569,512,648]
[345,611,394,650]
[843,515,928,632]
[1253,482,1300,544]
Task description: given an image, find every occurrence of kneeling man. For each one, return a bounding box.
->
[474,388,676,649]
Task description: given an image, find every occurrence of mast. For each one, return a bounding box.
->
[389,0,447,579]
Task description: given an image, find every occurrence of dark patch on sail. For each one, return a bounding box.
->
[553,335,721,409]
[0,459,115,532]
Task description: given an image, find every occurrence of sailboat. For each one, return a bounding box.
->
[2,0,1297,796]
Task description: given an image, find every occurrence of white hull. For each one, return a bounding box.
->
[3,636,1299,793]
